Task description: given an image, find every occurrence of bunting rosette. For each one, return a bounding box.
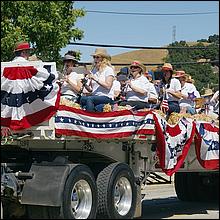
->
[1,64,60,130]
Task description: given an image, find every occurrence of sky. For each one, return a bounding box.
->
[61,1,219,62]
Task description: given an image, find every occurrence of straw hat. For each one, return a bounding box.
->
[63,54,78,62]
[91,48,111,60]
[162,63,173,72]
[14,41,32,52]
[130,60,146,73]
[201,88,214,97]
[173,70,186,78]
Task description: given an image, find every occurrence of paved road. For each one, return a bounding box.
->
[139,183,219,219]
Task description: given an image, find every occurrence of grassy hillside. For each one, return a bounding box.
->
[110,41,211,73]
[111,49,168,72]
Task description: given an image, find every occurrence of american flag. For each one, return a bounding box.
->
[1,63,60,130]
[55,106,155,139]
[161,99,169,112]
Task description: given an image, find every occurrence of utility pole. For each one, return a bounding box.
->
[172,25,176,43]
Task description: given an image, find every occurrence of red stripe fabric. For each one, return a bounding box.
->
[3,66,38,80]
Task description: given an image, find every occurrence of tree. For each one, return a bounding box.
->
[1,1,85,63]
[165,37,219,92]
[208,34,219,44]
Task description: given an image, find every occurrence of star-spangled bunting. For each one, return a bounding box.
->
[1,64,60,130]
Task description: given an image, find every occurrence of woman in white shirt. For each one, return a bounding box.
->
[79,48,115,112]
[59,52,82,102]
[160,63,182,114]
[173,70,200,114]
[119,61,152,110]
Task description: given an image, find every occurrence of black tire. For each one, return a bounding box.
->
[96,162,137,219]
[174,172,219,202]
[61,164,97,219]
[174,172,201,202]
[174,172,191,201]
[27,164,97,219]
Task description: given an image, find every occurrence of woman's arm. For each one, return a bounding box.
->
[91,75,114,90]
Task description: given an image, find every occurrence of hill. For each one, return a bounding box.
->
[111,49,168,72]
[110,41,211,73]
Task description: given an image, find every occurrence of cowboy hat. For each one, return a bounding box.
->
[91,48,111,60]
[173,70,186,78]
[201,88,214,97]
[63,54,78,62]
[14,41,32,52]
[162,63,173,72]
[130,60,146,73]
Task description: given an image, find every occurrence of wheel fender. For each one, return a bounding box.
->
[20,162,77,206]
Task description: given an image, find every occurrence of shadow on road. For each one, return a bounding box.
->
[138,197,219,219]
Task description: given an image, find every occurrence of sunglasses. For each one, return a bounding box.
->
[130,66,139,69]
[93,56,101,59]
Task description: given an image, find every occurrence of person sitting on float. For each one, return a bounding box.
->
[118,60,153,110]
[160,63,182,114]
[79,48,115,112]
[173,70,200,115]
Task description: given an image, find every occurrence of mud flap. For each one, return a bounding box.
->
[20,162,75,206]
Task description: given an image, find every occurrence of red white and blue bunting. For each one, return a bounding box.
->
[153,113,196,176]
[1,65,60,130]
[194,122,219,170]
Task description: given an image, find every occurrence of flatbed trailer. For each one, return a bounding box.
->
[1,61,218,219]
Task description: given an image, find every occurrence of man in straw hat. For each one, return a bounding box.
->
[79,48,115,112]
[173,70,200,114]
[159,63,182,114]
[12,41,33,62]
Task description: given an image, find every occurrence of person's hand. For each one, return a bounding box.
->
[165,88,174,94]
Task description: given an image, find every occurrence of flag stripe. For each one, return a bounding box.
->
[55,106,155,138]
[3,66,38,79]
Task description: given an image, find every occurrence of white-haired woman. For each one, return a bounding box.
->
[80,48,115,112]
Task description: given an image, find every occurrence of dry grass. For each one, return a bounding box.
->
[111,49,168,72]
[86,41,210,74]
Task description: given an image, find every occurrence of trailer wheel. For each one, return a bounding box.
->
[174,172,190,201]
[27,164,97,219]
[60,164,97,219]
[174,172,218,202]
[96,162,137,219]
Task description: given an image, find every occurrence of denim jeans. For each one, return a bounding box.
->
[80,95,114,112]
[168,101,180,114]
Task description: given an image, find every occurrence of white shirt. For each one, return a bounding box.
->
[60,72,79,98]
[111,80,121,97]
[210,90,219,113]
[126,75,149,102]
[91,65,115,99]
[12,56,28,62]
[146,82,158,100]
[179,82,200,107]
[165,78,182,101]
